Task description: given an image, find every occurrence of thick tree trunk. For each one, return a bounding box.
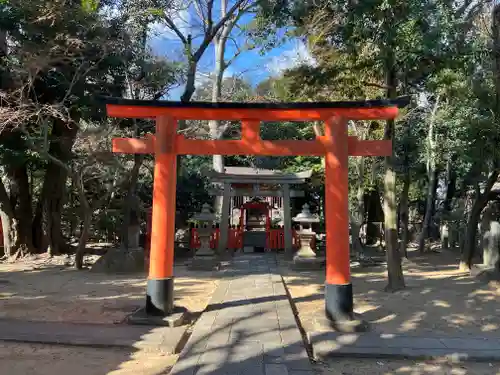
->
[0,177,17,258]
[459,171,499,270]
[8,163,35,253]
[384,153,405,290]
[384,58,405,291]
[180,61,197,103]
[0,210,16,258]
[210,4,236,215]
[33,119,78,256]
[210,33,226,214]
[0,30,6,57]
[399,168,410,257]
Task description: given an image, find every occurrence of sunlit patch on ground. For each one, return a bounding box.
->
[281,248,500,337]
[0,254,219,324]
[315,358,499,375]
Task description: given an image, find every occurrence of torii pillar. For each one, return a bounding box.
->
[106,97,409,329]
[147,116,178,315]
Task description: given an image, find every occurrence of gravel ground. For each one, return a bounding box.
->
[315,358,500,375]
[0,253,218,324]
[282,248,500,336]
[0,342,177,375]
[0,342,498,375]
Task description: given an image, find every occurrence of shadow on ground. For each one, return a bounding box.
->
[281,247,500,338]
[1,252,499,375]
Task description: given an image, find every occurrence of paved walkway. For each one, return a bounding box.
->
[170,253,314,375]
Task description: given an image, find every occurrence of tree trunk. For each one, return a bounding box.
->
[441,157,456,249]
[365,159,383,245]
[418,94,439,253]
[180,60,197,103]
[8,163,35,253]
[443,157,457,212]
[349,121,366,256]
[121,154,143,249]
[459,171,499,270]
[75,210,91,269]
[399,168,410,257]
[209,2,236,215]
[418,169,438,252]
[0,177,17,258]
[74,176,91,270]
[350,180,365,255]
[210,32,227,215]
[33,119,78,255]
[0,30,6,57]
[0,210,16,258]
[383,58,405,291]
[384,153,405,290]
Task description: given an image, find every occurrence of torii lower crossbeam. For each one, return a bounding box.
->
[105,97,408,328]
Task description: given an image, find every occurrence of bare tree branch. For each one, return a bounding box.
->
[162,13,188,44]
[192,0,246,62]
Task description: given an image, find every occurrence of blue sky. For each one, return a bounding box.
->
[147,4,314,100]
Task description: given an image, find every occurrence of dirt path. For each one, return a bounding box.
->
[282,249,500,336]
[0,342,177,375]
[315,358,499,375]
[1,342,498,375]
[0,254,218,324]
[0,254,220,374]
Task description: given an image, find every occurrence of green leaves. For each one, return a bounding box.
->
[147,8,163,17]
[81,0,99,13]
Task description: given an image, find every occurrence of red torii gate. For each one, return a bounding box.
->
[106,97,408,326]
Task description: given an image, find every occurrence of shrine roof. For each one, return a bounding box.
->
[224,167,308,176]
[207,167,312,184]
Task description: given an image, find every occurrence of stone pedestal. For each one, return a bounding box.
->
[293,230,325,270]
[190,225,220,270]
[292,204,324,270]
[189,204,221,271]
[293,230,326,270]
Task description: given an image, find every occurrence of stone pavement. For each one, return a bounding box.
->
[310,331,500,362]
[170,253,314,375]
[0,319,186,353]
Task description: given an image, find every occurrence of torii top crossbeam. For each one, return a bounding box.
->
[104,96,409,327]
[109,97,409,157]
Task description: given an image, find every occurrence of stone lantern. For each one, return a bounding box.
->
[190,203,220,270]
[292,204,324,270]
